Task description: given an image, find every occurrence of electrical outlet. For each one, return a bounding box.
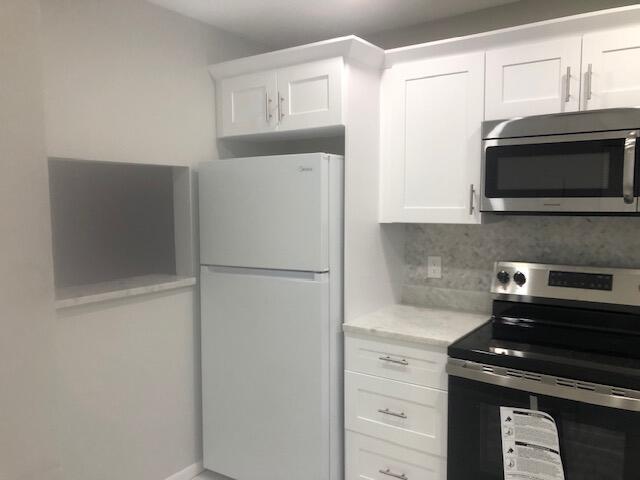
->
[427,256,442,279]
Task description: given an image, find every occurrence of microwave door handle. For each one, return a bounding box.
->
[623,134,637,205]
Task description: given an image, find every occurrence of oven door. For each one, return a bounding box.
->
[481,130,639,213]
[447,363,640,480]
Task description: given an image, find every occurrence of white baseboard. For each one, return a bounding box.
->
[165,461,204,480]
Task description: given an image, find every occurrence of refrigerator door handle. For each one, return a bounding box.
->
[203,265,329,282]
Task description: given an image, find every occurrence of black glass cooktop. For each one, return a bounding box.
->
[448,300,640,391]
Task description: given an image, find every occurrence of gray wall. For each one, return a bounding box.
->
[403,217,640,313]
[0,1,59,479]
[40,1,264,479]
[368,0,639,48]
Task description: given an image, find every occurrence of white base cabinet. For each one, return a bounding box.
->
[345,371,448,456]
[345,334,447,388]
[345,334,448,480]
[346,431,447,480]
[380,53,484,224]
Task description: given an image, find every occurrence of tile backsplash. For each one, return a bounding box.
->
[403,216,640,313]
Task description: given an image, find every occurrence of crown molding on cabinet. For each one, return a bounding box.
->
[209,6,640,79]
[208,35,385,79]
[385,4,640,67]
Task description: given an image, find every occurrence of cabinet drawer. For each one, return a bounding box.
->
[346,431,446,480]
[345,371,447,456]
[345,334,447,390]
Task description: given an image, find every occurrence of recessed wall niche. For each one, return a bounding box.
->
[48,158,194,308]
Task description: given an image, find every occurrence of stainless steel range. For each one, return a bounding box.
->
[447,261,640,480]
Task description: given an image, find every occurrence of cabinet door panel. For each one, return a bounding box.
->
[220,70,277,137]
[381,53,483,224]
[583,26,640,110]
[485,37,582,120]
[277,57,343,131]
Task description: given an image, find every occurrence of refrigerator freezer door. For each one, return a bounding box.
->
[201,266,331,480]
[199,153,330,271]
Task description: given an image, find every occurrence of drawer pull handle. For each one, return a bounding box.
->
[379,355,408,366]
[377,408,407,419]
[379,468,408,480]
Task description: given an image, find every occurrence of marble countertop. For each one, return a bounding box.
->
[343,304,489,347]
[55,274,196,309]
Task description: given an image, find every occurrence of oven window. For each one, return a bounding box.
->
[448,377,531,480]
[559,420,625,479]
[485,139,625,198]
[541,396,640,480]
[448,377,640,480]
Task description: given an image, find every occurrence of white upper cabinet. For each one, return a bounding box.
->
[381,52,484,224]
[582,25,640,110]
[217,58,343,137]
[277,58,343,132]
[485,37,582,120]
[220,71,278,137]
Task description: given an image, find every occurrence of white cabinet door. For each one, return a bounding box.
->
[381,52,484,224]
[277,57,343,132]
[220,70,277,136]
[583,26,640,110]
[485,37,582,120]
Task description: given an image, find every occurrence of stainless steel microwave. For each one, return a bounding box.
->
[481,108,640,214]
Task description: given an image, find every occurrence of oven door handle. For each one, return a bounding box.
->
[623,132,637,205]
[447,358,640,412]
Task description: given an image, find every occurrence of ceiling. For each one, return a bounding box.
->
[148,0,520,49]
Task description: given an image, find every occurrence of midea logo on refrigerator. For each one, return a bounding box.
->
[298,166,313,172]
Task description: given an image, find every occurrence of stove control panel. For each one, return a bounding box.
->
[491,261,640,306]
[548,271,613,291]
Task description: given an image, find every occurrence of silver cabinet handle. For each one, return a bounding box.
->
[379,468,408,480]
[278,93,285,121]
[586,63,593,102]
[265,93,273,122]
[565,66,571,103]
[379,355,408,366]
[378,408,407,419]
[623,133,637,204]
[469,184,475,215]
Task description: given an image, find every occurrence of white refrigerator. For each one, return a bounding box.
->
[199,153,344,480]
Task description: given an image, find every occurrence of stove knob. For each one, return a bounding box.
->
[496,270,510,285]
[513,271,526,286]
